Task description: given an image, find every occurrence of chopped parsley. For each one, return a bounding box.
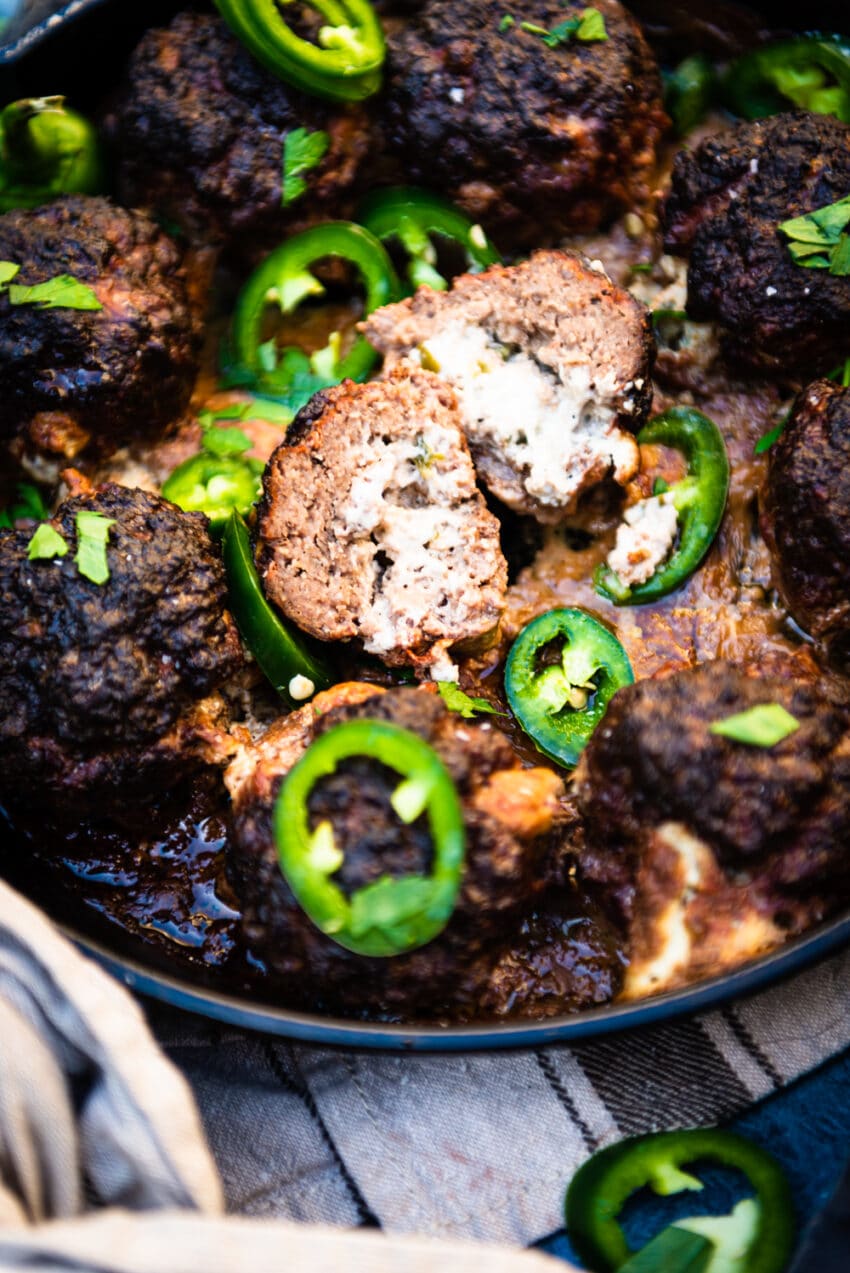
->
[282,128,330,207]
[27,522,68,561]
[520,7,607,47]
[200,421,254,458]
[74,510,115,585]
[0,481,50,529]
[499,13,515,31]
[198,396,295,432]
[0,260,102,310]
[779,194,850,276]
[709,703,799,747]
[437,682,505,719]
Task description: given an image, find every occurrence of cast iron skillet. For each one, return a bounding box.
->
[2,0,849,1051]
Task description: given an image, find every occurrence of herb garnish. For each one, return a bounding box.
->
[778,194,850,276]
[282,128,330,207]
[198,396,294,431]
[0,481,49,529]
[709,703,799,747]
[27,522,67,561]
[74,510,115,585]
[520,7,608,47]
[498,14,515,31]
[755,356,850,455]
[437,682,505,719]
[0,260,102,310]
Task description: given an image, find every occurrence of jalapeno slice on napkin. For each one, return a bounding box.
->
[274,719,465,956]
[0,96,103,212]
[222,511,333,708]
[228,221,398,417]
[505,607,633,769]
[724,34,850,124]
[594,407,730,606]
[565,1128,794,1273]
[213,0,386,102]
[358,186,501,293]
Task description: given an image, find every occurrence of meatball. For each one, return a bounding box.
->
[107,11,371,248]
[226,682,573,1018]
[575,661,850,993]
[363,251,654,522]
[761,379,850,662]
[0,196,200,466]
[663,112,850,374]
[0,483,243,812]
[257,368,508,680]
[380,0,668,246]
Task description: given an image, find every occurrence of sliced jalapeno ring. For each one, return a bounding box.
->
[565,1128,794,1273]
[162,453,262,533]
[222,511,333,708]
[274,719,465,956]
[505,607,633,769]
[594,406,730,606]
[357,186,501,293]
[724,34,850,124]
[0,96,103,212]
[213,0,386,102]
[228,221,399,416]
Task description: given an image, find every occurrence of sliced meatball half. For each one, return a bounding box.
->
[663,111,850,374]
[575,660,850,996]
[0,196,201,468]
[363,251,654,523]
[256,368,508,680]
[381,0,668,246]
[0,483,243,814]
[226,682,569,1018]
[761,378,850,663]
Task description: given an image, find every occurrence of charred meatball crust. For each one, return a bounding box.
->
[257,368,508,678]
[108,10,371,247]
[577,661,850,908]
[0,196,200,461]
[0,484,243,810]
[663,112,850,374]
[761,379,850,660]
[381,0,668,246]
[364,250,653,522]
[227,684,577,1017]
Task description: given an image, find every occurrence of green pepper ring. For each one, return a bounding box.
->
[274,719,466,957]
[565,1128,795,1273]
[594,406,730,606]
[0,96,104,212]
[213,0,385,102]
[162,452,261,534]
[505,607,634,769]
[230,221,399,395]
[357,186,502,293]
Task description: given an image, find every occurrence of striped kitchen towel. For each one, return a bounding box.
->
[152,943,850,1246]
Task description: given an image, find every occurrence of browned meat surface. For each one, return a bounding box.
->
[364,251,654,523]
[225,683,618,1019]
[0,196,200,468]
[663,112,850,374]
[0,484,242,813]
[761,379,850,666]
[107,10,371,249]
[257,368,507,679]
[380,0,668,246]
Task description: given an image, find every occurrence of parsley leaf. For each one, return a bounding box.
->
[709,703,799,747]
[779,194,850,276]
[27,522,68,561]
[437,682,504,719]
[282,128,330,207]
[201,423,254,458]
[0,481,50,529]
[7,274,102,311]
[575,7,608,41]
[0,261,20,285]
[499,13,514,30]
[522,7,607,47]
[74,510,115,584]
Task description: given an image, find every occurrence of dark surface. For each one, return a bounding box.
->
[380,0,668,245]
[106,10,371,249]
[761,379,850,664]
[576,660,850,920]
[0,483,242,808]
[663,112,850,375]
[0,195,200,456]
